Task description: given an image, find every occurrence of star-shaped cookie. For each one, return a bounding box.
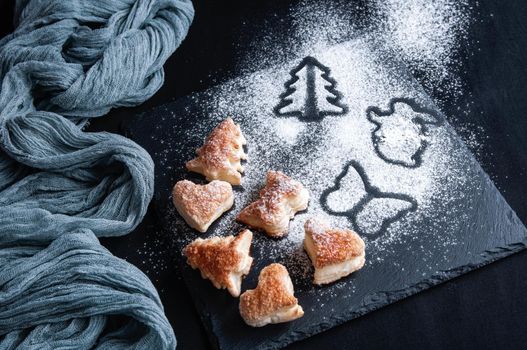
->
[183,229,253,297]
[239,263,304,327]
[186,118,247,185]
[237,171,309,237]
[172,180,233,233]
[303,218,365,285]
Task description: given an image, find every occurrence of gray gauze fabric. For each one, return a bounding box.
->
[0,0,194,348]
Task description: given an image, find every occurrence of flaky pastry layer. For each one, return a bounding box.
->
[237,171,309,237]
[186,118,247,185]
[184,229,253,297]
[172,180,233,233]
[304,218,365,285]
[239,263,304,327]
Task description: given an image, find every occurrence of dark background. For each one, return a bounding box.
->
[1,0,527,349]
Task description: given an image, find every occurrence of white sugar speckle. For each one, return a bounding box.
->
[155,36,476,288]
[139,1,486,301]
[273,118,306,144]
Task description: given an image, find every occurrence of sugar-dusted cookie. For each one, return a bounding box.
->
[303,218,365,285]
[183,229,253,297]
[186,118,247,185]
[237,171,309,237]
[172,180,233,233]
[239,263,304,327]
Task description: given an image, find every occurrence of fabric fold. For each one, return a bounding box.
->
[0,0,194,348]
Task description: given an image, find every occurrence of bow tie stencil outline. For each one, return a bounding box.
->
[320,161,418,239]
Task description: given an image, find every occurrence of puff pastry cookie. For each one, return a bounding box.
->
[183,229,253,297]
[172,180,234,233]
[239,263,304,327]
[303,218,365,285]
[237,171,309,237]
[186,118,247,185]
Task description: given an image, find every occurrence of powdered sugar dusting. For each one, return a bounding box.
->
[375,0,472,87]
[239,0,474,87]
[356,198,414,235]
[236,0,478,139]
[128,2,506,322]
[273,118,306,144]
[151,35,477,292]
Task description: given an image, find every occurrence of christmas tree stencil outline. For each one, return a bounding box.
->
[274,56,348,121]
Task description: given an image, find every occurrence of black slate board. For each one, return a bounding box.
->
[127,36,527,349]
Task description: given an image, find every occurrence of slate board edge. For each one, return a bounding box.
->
[127,64,527,348]
[174,232,527,350]
[151,183,527,350]
[177,257,222,350]
[128,106,527,350]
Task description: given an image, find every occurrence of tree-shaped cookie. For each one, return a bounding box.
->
[186,118,247,185]
[274,56,347,121]
[183,229,253,297]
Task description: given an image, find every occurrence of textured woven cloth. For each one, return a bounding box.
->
[0,0,193,348]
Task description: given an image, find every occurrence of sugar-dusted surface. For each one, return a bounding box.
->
[128,33,527,349]
[374,0,473,89]
[237,0,474,103]
[234,0,486,162]
[157,38,476,277]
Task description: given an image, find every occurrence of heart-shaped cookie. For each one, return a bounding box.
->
[172,180,234,232]
[304,218,365,285]
[239,263,303,327]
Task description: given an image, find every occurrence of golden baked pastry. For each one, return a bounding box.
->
[172,180,234,233]
[236,171,309,237]
[239,263,304,327]
[183,229,253,297]
[303,218,365,285]
[186,118,247,185]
